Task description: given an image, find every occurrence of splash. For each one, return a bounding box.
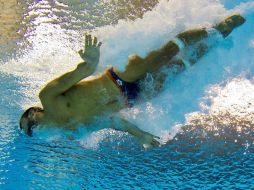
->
[0,0,254,146]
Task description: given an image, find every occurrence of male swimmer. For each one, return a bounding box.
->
[19,14,245,146]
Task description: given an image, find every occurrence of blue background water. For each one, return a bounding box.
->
[0,0,254,189]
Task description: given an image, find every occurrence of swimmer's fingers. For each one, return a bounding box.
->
[88,34,92,46]
[97,42,102,48]
[78,49,84,57]
[78,49,83,54]
[85,34,102,48]
[141,133,161,148]
[92,36,102,48]
[151,138,160,147]
[85,34,89,48]
[141,138,160,149]
[84,33,92,47]
[152,134,160,140]
[151,136,161,147]
[92,36,97,46]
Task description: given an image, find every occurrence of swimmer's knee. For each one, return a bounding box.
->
[128,54,143,63]
[126,54,145,70]
[120,54,147,82]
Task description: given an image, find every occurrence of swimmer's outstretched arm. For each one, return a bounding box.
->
[111,117,160,147]
[39,34,101,100]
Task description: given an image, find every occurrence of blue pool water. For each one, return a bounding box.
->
[0,0,254,189]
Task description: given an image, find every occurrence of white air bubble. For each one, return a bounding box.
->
[250,39,254,48]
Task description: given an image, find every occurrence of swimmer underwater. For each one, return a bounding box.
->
[19,14,245,146]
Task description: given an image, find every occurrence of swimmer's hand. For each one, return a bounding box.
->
[78,34,102,67]
[139,132,161,148]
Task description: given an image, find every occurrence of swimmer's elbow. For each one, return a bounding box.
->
[39,82,58,101]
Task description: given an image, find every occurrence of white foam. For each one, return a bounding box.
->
[206,77,254,117]
[96,0,227,71]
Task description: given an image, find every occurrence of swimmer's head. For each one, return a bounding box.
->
[19,107,44,136]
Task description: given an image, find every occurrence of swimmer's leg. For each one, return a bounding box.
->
[115,29,210,83]
[115,29,215,82]
[176,14,245,45]
[115,14,245,83]
[115,40,180,82]
[146,14,246,94]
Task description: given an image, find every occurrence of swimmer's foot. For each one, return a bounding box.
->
[214,14,246,38]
